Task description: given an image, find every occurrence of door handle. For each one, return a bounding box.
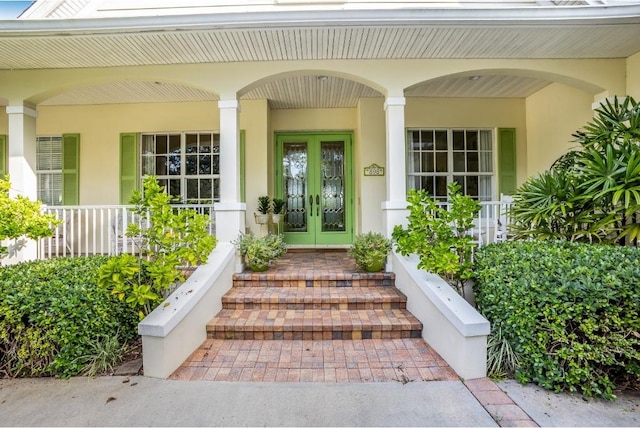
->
[309,195,314,217]
[316,195,320,217]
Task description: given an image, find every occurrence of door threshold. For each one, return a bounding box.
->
[286,244,350,250]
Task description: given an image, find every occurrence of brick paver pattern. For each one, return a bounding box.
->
[170,250,458,383]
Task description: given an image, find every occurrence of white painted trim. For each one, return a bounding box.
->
[139,242,235,378]
[391,250,489,379]
[384,97,406,109]
[218,99,240,110]
[6,105,38,118]
[381,200,407,210]
[213,202,246,211]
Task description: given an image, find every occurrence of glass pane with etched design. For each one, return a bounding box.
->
[320,142,345,232]
[283,143,308,232]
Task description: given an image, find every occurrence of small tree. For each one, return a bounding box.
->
[98,176,217,319]
[0,176,61,261]
[392,182,481,296]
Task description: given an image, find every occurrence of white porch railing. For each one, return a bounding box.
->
[39,204,215,258]
[38,201,514,259]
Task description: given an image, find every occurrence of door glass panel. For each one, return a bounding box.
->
[283,143,308,232]
[320,141,345,232]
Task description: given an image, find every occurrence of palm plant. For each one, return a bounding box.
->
[511,96,640,245]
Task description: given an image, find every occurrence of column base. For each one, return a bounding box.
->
[214,202,247,243]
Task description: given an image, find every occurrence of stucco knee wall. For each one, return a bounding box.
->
[138,242,235,378]
[391,251,490,380]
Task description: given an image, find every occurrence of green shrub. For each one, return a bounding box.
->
[474,241,640,399]
[0,256,138,378]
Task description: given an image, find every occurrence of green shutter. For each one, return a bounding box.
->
[240,130,246,203]
[498,128,517,195]
[120,133,138,204]
[62,133,80,205]
[0,135,6,179]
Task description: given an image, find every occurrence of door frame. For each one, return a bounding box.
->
[274,131,355,246]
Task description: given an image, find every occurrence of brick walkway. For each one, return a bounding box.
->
[170,338,458,382]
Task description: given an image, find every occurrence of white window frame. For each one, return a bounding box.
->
[406,128,495,202]
[36,135,63,206]
[140,131,220,203]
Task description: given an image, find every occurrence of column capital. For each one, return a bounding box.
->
[384,97,406,110]
[6,105,38,118]
[218,99,241,111]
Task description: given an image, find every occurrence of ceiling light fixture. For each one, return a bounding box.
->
[317,75,329,81]
[468,75,481,81]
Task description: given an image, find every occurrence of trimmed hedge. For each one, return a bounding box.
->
[0,256,138,378]
[474,241,640,399]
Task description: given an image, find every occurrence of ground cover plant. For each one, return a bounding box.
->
[0,256,138,378]
[474,240,640,399]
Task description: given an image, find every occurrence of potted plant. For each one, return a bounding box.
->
[254,195,271,225]
[234,232,287,272]
[272,198,285,224]
[349,232,392,272]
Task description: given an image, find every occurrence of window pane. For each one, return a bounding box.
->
[168,179,181,200]
[213,178,220,202]
[409,153,420,173]
[185,134,198,154]
[436,152,448,172]
[466,131,478,150]
[410,131,420,150]
[466,176,479,198]
[435,176,448,199]
[199,155,212,174]
[168,155,181,175]
[155,156,167,175]
[453,152,466,172]
[435,131,447,150]
[142,157,155,175]
[169,135,181,154]
[479,130,492,150]
[200,178,213,201]
[479,151,493,172]
[187,178,199,200]
[453,131,464,150]
[467,152,479,172]
[478,176,492,201]
[185,154,198,175]
[422,152,434,173]
[421,130,434,150]
[142,136,155,155]
[156,135,167,154]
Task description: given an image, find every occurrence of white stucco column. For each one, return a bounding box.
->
[214,99,246,243]
[4,104,38,262]
[381,96,409,238]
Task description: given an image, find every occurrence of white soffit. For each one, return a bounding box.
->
[406,74,551,98]
[40,81,219,106]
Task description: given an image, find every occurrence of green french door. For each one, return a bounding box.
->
[275,132,354,245]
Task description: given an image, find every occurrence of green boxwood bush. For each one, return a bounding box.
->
[0,256,138,378]
[474,241,640,399]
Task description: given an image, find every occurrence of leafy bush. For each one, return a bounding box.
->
[474,241,640,399]
[234,232,286,272]
[0,177,61,260]
[0,256,138,378]
[98,177,217,319]
[393,182,481,296]
[349,232,392,272]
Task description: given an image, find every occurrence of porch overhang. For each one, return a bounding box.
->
[0,4,640,71]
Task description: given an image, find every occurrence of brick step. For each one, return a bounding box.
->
[221,287,407,310]
[232,271,395,288]
[206,309,423,340]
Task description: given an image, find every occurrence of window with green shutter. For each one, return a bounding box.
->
[0,135,6,178]
[120,133,138,204]
[497,128,517,195]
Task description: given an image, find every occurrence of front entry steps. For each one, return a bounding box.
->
[169,250,459,382]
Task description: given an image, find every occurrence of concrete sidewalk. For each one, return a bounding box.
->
[0,376,638,427]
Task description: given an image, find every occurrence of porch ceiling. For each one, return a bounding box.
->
[7,4,640,108]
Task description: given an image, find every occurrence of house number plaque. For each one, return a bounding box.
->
[364,163,385,176]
